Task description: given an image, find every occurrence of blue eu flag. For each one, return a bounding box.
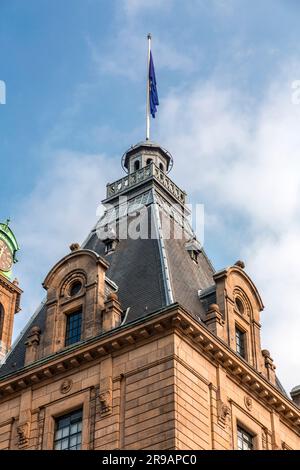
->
[149,51,159,118]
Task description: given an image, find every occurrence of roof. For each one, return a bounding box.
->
[84,227,167,323]
[0,301,47,377]
[0,193,215,377]
[83,200,214,323]
[0,152,290,399]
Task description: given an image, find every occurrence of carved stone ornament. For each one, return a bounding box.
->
[218,401,231,427]
[262,427,268,450]
[99,390,112,414]
[244,395,253,411]
[60,379,73,394]
[16,422,30,448]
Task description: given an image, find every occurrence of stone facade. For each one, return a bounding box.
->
[0,141,299,450]
[0,300,299,450]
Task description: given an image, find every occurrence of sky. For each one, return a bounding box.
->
[0,0,300,392]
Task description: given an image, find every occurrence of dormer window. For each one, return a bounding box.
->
[103,227,118,254]
[105,241,114,254]
[185,238,201,264]
[65,309,82,346]
[190,250,198,263]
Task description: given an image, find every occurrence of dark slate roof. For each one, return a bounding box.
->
[84,230,167,324]
[199,285,217,314]
[276,376,289,398]
[83,203,215,323]
[0,302,47,377]
[163,238,214,322]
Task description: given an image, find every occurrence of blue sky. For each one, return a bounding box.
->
[1,0,300,391]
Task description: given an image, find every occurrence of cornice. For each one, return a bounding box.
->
[0,304,299,433]
[0,273,22,295]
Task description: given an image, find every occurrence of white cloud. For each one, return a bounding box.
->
[13,149,119,337]
[88,32,196,81]
[87,13,196,81]
[122,0,173,18]
[246,231,300,387]
[157,67,300,392]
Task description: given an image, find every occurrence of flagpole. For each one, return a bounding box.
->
[146,33,151,141]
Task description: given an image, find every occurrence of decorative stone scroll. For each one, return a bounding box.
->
[217,401,231,428]
[16,422,30,448]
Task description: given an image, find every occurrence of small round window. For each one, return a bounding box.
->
[69,281,82,297]
[235,298,244,315]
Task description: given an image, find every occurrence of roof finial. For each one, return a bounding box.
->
[2,218,11,232]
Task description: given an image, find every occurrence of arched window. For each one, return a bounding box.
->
[69,281,82,297]
[159,163,164,172]
[134,160,140,171]
[235,298,245,315]
[146,158,153,165]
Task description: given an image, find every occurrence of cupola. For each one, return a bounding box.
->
[121,140,173,175]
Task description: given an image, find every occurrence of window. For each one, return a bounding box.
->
[54,409,82,450]
[65,309,82,346]
[146,158,153,165]
[134,160,140,171]
[237,426,253,450]
[235,298,245,315]
[235,326,246,358]
[189,250,198,263]
[0,303,3,336]
[69,281,82,297]
[105,241,114,254]
[159,162,164,171]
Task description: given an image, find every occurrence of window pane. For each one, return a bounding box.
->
[236,327,245,358]
[65,309,82,346]
[70,435,77,447]
[54,409,82,451]
[70,423,78,435]
[61,438,69,450]
[237,426,253,450]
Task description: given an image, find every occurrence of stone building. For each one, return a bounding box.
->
[0,141,299,450]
